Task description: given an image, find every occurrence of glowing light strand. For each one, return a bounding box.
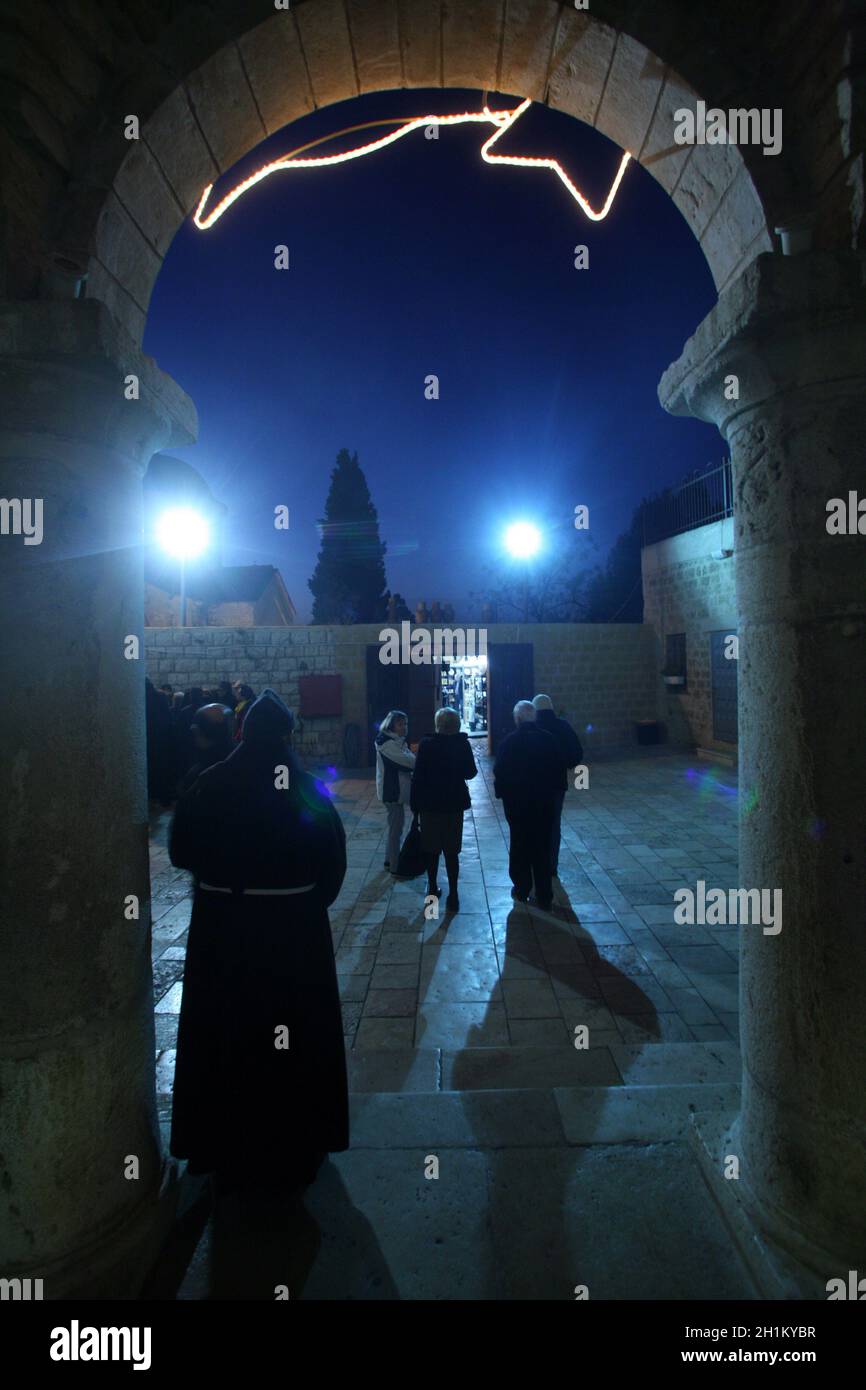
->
[193,98,632,230]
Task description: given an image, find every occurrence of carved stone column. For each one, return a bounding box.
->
[0,301,196,1296]
[660,252,866,1280]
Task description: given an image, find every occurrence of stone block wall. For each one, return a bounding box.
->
[641,518,737,751]
[145,625,341,763]
[490,622,659,756]
[144,620,661,766]
[326,621,659,758]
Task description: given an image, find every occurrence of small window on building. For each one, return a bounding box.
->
[663,633,687,691]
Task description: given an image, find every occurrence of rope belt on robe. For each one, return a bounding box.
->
[196,691,320,899]
[198,882,316,895]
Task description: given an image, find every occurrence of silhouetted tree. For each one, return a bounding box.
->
[477,544,591,623]
[309,450,389,623]
[584,493,670,622]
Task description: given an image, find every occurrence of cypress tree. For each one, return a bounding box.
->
[308,449,389,623]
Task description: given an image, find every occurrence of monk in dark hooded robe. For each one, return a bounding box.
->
[168,688,348,1195]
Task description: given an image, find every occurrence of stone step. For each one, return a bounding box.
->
[169,1102,756,1301]
[346,1039,741,1094]
[156,1041,741,1127]
[348,1081,741,1148]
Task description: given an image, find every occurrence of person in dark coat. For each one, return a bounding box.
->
[232,682,257,743]
[177,702,234,795]
[532,693,583,879]
[410,707,478,912]
[145,677,175,805]
[174,686,206,780]
[493,700,562,909]
[168,687,348,1196]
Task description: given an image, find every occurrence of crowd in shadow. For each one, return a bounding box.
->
[145,677,258,805]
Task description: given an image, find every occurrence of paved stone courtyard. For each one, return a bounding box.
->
[150,749,741,1106]
[147,749,753,1299]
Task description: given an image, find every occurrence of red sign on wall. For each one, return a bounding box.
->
[298,674,343,717]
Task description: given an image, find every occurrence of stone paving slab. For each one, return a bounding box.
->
[554,1081,741,1143]
[415,1001,511,1048]
[294,1150,496,1301]
[610,1040,741,1085]
[347,1048,441,1093]
[347,1089,567,1148]
[442,1044,622,1090]
[482,1144,756,1301]
[173,1136,756,1300]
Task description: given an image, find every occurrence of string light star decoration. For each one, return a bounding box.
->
[193,97,632,230]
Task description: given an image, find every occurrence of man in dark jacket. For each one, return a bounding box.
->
[174,686,206,782]
[145,677,176,806]
[169,688,348,1197]
[493,700,562,909]
[177,702,234,795]
[231,682,257,743]
[532,693,583,879]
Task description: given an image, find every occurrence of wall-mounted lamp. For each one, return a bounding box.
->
[775,223,813,256]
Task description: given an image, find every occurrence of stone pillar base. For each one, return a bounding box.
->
[689,1110,834,1300]
[24,1157,180,1300]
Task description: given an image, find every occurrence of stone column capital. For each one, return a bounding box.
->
[0,299,196,460]
[659,251,866,434]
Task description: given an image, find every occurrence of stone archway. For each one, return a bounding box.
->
[1,0,864,1296]
[80,2,776,342]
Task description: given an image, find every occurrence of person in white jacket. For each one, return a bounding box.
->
[375,710,416,874]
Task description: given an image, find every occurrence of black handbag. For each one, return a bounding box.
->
[395,813,427,879]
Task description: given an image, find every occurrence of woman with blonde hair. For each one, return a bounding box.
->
[410,707,477,912]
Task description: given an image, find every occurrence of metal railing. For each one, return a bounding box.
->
[641,459,733,546]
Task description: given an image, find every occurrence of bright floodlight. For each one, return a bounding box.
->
[156,507,209,560]
[504,521,541,559]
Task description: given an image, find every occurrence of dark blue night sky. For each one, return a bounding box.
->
[144,88,721,621]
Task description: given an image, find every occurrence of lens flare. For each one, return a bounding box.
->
[155,507,209,560]
[685,765,739,802]
[504,521,542,558]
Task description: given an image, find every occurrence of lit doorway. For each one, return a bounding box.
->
[441,654,488,737]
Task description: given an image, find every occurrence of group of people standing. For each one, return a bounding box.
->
[151,680,581,1208]
[145,677,257,803]
[375,693,582,912]
[493,695,583,909]
[375,707,478,912]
